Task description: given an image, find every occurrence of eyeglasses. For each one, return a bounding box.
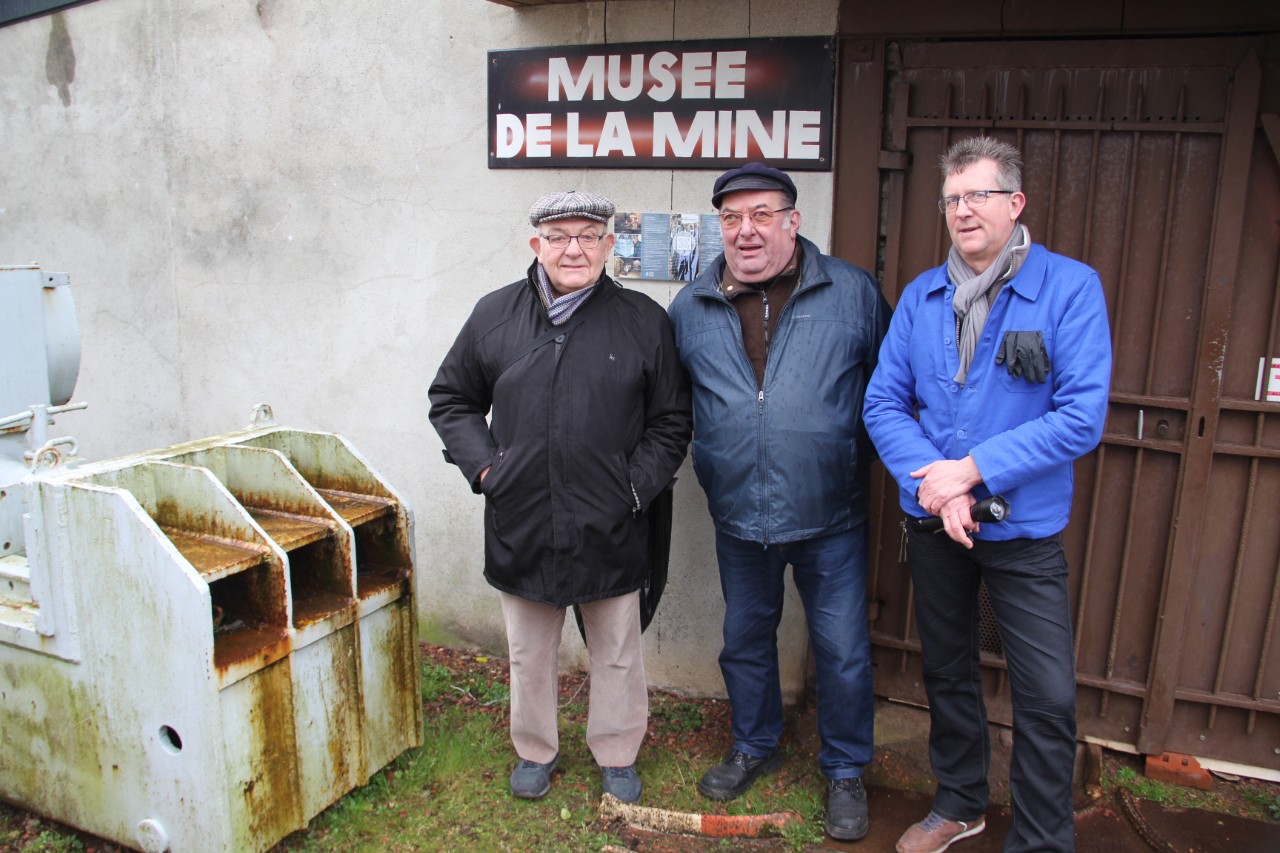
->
[937,190,1014,214]
[540,232,606,250]
[718,207,793,230]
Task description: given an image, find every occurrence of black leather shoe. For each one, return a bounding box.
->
[697,749,781,800]
[825,776,869,841]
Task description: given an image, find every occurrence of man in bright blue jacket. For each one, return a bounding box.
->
[669,163,891,843]
[864,137,1112,853]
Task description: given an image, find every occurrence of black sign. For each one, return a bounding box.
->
[488,37,835,171]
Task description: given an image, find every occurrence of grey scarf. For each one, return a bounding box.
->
[534,262,596,326]
[949,223,1030,383]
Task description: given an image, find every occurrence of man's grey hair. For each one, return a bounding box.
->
[940,137,1023,192]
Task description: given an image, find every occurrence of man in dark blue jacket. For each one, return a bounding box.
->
[430,190,691,806]
[668,163,891,842]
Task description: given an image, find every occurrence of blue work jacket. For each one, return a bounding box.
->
[669,236,891,544]
[863,243,1113,540]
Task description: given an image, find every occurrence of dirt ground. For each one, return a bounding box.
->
[419,643,1280,852]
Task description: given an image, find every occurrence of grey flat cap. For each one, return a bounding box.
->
[529,190,616,226]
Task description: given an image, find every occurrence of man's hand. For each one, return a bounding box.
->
[911,456,983,515]
[937,494,980,548]
[478,466,490,484]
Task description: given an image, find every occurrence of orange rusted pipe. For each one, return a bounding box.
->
[698,810,803,837]
[599,793,803,838]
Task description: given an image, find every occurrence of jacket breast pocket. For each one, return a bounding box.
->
[994,330,1053,393]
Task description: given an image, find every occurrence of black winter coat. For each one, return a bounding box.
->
[428,264,692,608]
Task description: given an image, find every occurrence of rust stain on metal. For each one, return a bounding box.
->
[246,508,332,551]
[325,628,362,786]
[240,660,303,842]
[378,600,420,741]
[214,625,289,670]
[355,564,408,600]
[154,497,256,547]
[290,589,355,628]
[314,489,394,526]
[160,525,269,579]
[347,509,413,601]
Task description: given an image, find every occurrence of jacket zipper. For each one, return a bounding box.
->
[757,386,767,547]
[757,286,809,548]
[696,278,822,548]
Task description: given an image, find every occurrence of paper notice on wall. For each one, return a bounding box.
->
[1259,357,1280,402]
[612,211,723,282]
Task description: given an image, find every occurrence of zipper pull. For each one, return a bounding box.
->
[898,518,908,563]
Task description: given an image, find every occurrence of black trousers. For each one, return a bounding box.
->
[907,529,1077,853]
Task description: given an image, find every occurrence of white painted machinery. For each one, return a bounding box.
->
[0,265,422,852]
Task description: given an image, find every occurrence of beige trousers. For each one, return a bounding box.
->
[499,589,648,768]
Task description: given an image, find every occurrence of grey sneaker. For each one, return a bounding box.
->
[509,754,558,799]
[601,764,642,803]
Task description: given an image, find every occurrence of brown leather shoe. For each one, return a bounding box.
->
[895,811,986,853]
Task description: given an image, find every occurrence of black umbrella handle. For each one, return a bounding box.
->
[908,495,1010,534]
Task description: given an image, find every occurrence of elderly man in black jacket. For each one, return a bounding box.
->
[429,190,692,805]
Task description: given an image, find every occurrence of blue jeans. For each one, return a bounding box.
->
[907,529,1077,853]
[714,525,874,779]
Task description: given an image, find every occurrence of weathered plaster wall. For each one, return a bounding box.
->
[0,0,840,699]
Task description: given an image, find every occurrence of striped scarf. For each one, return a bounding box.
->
[534,262,597,326]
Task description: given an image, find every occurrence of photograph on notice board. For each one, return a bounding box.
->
[613,211,723,281]
[612,212,644,279]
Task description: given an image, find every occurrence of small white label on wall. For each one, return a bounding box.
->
[1261,357,1280,402]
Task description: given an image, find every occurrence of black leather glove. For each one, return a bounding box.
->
[995,331,1051,384]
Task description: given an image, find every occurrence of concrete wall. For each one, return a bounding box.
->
[0,0,840,699]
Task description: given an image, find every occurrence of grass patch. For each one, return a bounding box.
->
[0,820,85,853]
[279,653,630,852]
[449,672,510,706]
[780,817,825,851]
[419,661,453,703]
[273,649,833,852]
[651,698,705,734]
[1107,764,1208,809]
[1103,761,1280,823]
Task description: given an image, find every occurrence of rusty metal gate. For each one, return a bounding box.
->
[841,36,1280,770]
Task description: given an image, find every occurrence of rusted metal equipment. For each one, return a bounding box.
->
[1,266,422,852]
